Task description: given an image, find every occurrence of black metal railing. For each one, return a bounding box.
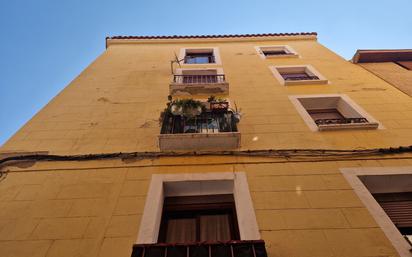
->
[173,74,226,84]
[281,74,320,81]
[161,111,238,134]
[184,55,215,64]
[315,117,369,126]
[131,240,268,257]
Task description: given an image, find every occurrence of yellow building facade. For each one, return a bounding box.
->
[352,49,412,97]
[1,33,412,257]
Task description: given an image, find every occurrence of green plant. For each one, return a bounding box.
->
[172,99,203,110]
[207,95,227,103]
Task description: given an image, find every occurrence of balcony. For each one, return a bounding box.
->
[170,74,229,96]
[159,108,240,151]
[131,240,268,257]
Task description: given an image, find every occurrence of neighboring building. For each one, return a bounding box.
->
[0,33,412,257]
[352,49,412,96]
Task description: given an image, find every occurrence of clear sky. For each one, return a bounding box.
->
[0,0,411,146]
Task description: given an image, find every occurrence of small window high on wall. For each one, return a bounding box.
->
[178,47,222,65]
[256,45,299,59]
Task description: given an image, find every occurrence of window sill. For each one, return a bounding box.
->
[170,82,229,96]
[159,132,241,151]
[284,79,329,86]
[318,122,379,131]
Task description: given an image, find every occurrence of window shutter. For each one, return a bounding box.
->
[374,192,412,228]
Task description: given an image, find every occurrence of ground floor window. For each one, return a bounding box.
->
[158,195,239,243]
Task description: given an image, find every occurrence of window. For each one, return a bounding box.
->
[158,195,239,243]
[135,172,260,244]
[179,47,222,65]
[373,192,412,245]
[132,173,266,257]
[341,167,412,256]
[270,65,328,85]
[185,51,214,64]
[289,94,380,131]
[256,45,298,59]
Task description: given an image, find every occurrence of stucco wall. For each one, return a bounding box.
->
[359,62,412,97]
[0,158,408,257]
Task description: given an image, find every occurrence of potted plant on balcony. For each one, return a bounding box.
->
[231,102,242,123]
[170,99,204,118]
[207,95,229,112]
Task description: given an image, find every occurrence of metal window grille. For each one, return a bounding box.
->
[173,74,225,84]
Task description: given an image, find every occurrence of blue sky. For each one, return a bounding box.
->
[0,0,411,146]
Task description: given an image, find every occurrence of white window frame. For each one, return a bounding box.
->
[136,172,260,244]
[255,45,299,59]
[179,47,222,65]
[270,65,328,86]
[341,167,412,257]
[289,94,382,131]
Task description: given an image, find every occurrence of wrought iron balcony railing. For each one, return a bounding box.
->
[173,74,226,84]
[131,240,268,257]
[315,117,369,126]
[161,111,238,135]
[281,74,320,81]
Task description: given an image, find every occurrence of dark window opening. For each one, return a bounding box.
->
[280,72,319,81]
[185,52,215,64]
[373,192,412,245]
[308,108,344,121]
[307,108,368,125]
[263,50,288,56]
[158,195,240,243]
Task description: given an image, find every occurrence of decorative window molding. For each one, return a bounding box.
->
[179,47,222,65]
[289,94,381,131]
[136,172,260,244]
[170,68,229,95]
[255,45,299,59]
[341,167,412,257]
[270,65,328,86]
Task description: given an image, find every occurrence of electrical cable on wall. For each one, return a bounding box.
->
[1,145,412,171]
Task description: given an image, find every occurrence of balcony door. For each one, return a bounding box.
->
[158,194,240,243]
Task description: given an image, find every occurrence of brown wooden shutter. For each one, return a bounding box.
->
[373,192,412,228]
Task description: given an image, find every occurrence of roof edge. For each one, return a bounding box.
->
[352,49,412,63]
[105,32,317,48]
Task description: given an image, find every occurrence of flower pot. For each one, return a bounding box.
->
[171,104,183,116]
